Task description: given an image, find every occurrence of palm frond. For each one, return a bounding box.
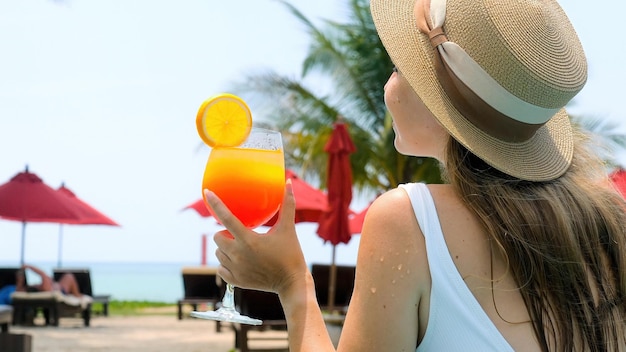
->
[226,0,443,194]
[571,113,626,167]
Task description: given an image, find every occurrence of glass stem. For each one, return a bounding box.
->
[221,284,235,309]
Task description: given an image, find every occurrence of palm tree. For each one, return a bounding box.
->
[570,113,626,170]
[229,0,625,198]
[231,0,442,198]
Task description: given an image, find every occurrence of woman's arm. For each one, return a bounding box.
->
[337,188,424,351]
[277,268,336,350]
[22,264,53,291]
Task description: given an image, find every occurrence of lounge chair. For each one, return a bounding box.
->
[231,288,288,352]
[0,268,24,325]
[0,267,92,327]
[0,300,33,352]
[0,305,32,352]
[0,268,20,294]
[0,270,33,351]
[311,263,356,314]
[0,305,12,332]
[178,266,224,331]
[11,291,92,327]
[53,268,111,316]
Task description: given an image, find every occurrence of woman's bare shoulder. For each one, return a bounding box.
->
[356,187,428,281]
[343,187,427,350]
[369,184,463,223]
[362,187,418,234]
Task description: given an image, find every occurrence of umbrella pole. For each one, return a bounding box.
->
[58,224,64,268]
[328,245,337,313]
[20,221,26,266]
[201,234,207,266]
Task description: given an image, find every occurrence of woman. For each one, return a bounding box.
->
[205,0,626,350]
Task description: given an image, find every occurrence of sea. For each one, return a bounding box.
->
[0,261,193,303]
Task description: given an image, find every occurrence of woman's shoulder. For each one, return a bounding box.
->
[366,186,416,224]
[354,184,432,344]
[358,186,427,260]
[365,183,460,223]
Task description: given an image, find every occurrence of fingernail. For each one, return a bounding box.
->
[204,189,216,201]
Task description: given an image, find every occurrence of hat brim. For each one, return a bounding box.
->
[370,0,573,181]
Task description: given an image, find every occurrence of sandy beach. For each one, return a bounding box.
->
[8,313,289,352]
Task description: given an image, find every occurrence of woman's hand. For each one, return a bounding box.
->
[206,180,309,295]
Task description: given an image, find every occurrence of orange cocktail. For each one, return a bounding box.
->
[193,95,284,326]
[202,129,285,228]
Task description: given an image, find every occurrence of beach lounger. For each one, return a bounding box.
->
[178,266,224,331]
[0,304,33,352]
[0,267,92,327]
[53,268,111,316]
[311,263,355,314]
[232,288,288,352]
[0,267,21,325]
[11,290,92,327]
[0,305,12,332]
[0,267,20,293]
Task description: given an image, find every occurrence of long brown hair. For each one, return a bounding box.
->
[443,129,626,351]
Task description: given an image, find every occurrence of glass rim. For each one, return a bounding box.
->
[249,127,281,134]
[234,127,283,150]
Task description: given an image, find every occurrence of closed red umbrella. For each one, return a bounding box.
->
[316,122,356,312]
[184,169,329,226]
[0,166,80,264]
[55,183,120,267]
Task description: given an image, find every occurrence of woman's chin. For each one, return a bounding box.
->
[393,139,409,155]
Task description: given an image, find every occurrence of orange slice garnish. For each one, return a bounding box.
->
[196,93,252,147]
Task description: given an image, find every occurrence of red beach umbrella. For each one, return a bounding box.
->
[0,166,80,264]
[263,169,328,226]
[57,184,119,226]
[316,122,356,311]
[348,197,380,234]
[184,169,329,226]
[55,183,120,267]
[348,206,367,234]
[185,198,211,217]
[609,168,626,198]
[316,123,356,245]
[349,203,369,235]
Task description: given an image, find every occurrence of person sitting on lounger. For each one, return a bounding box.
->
[15,264,82,297]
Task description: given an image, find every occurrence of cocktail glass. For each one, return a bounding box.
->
[190,127,285,325]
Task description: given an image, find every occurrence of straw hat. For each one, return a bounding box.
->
[371,0,587,181]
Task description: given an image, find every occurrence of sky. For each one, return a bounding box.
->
[1,0,625,267]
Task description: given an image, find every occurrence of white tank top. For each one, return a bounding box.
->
[399,183,514,352]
